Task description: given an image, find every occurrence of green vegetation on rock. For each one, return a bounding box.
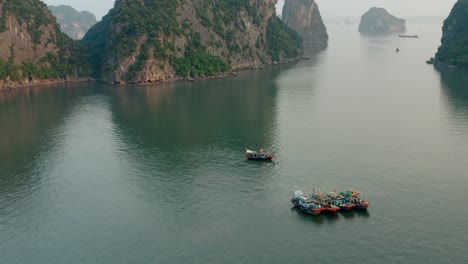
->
[0,0,91,83]
[1,0,62,44]
[82,0,303,83]
[170,33,229,78]
[266,16,303,62]
[435,0,468,68]
[82,0,182,80]
[1,0,304,85]
[0,43,92,82]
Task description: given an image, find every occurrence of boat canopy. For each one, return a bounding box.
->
[246,149,258,154]
[294,190,304,198]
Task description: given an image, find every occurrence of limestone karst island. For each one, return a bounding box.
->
[358,7,406,34]
[2,0,311,87]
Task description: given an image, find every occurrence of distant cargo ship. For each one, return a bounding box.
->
[398,34,418,38]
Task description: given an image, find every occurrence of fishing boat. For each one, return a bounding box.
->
[398,34,418,38]
[353,199,370,210]
[245,148,274,161]
[321,201,340,214]
[341,189,370,211]
[338,202,355,211]
[291,190,324,215]
[328,192,355,211]
[291,188,370,215]
[313,192,340,214]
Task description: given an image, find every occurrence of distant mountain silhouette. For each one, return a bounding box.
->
[48,5,97,40]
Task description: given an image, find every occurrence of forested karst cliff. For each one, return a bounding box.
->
[82,0,303,84]
[282,0,328,50]
[0,0,88,89]
[435,0,468,68]
[48,5,97,40]
[359,7,406,34]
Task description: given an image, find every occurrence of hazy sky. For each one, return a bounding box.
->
[279,0,457,19]
[43,0,457,21]
[43,0,115,19]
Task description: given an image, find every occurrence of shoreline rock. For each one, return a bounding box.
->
[1,58,301,91]
[0,78,95,92]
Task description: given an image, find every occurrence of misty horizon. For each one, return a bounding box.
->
[43,0,457,22]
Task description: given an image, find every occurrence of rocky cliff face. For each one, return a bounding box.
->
[0,0,63,64]
[0,0,87,89]
[82,0,303,84]
[48,5,97,40]
[359,7,406,34]
[435,0,468,68]
[282,0,328,50]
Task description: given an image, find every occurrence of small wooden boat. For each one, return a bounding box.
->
[246,148,274,161]
[291,190,324,215]
[398,34,418,38]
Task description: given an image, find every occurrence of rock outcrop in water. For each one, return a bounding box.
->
[359,7,406,34]
[0,0,89,90]
[1,0,303,88]
[282,0,328,50]
[434,0,468,69]
[48,5,97,40]
[82,0,303,84]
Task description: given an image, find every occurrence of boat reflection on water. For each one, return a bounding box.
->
[355,210,371,218]
[290,203,370,223]
[290,207,340,225]
[338,210,356,219]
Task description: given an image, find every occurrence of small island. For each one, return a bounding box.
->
[359,7,406,34]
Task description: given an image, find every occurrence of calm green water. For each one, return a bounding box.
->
[1,23,468,263]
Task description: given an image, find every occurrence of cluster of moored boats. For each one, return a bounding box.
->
[244,148,371,215]
[291,189,370,215]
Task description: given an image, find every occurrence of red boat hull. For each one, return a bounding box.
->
[355,202,370,210]
[339,204,355,211]
[291,199,323,215]
[246,154,275,160]
[323,207,340,214]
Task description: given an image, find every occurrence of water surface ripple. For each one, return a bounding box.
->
[1,23,468,264]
